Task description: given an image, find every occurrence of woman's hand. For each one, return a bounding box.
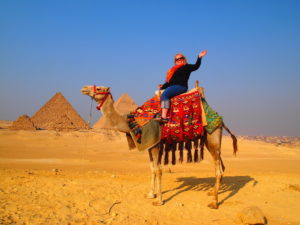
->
[199,50,208,58]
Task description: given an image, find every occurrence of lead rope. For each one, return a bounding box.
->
[87,96,94,129]
[81,96,94,170]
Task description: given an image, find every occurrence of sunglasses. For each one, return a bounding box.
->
[175,57,185,61]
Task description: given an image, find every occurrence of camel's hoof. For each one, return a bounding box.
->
[152,201,164,206]
[208,202,218,209]
[144,193,156,199]
[207,190,215,196]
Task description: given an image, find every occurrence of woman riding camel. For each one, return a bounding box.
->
[158,50,208,122]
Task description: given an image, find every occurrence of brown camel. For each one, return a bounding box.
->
[81,85,238,209]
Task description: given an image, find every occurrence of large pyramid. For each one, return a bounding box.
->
[31,92,88,131]
[93,93,138,129]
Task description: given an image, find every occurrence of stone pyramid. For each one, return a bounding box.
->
[93,93,138,129]
[10,115,36,130]
[31,92,88,131]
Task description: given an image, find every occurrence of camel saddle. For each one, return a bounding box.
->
[127,87,208,148]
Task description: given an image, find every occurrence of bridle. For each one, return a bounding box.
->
[92,85,112,110]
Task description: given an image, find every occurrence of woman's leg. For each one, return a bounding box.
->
[160,85,187,119]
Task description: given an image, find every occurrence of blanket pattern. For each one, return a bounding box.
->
[161,91,203,143]
[202,99,223,134]
[127,95,161,143]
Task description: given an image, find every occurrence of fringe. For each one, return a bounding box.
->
[185,141,192,163]
[158,142,164,164]
[164,143,171,165]
[159,136,204,165]
[200,134,205,161]
[193,139,199,162]
[179,141,184,163]
[171,143,177,165]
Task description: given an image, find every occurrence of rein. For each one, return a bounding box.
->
[93,85,112,110]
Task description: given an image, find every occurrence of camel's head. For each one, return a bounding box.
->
[80,85,111,102]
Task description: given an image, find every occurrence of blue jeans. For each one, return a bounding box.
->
[161,85,187,109]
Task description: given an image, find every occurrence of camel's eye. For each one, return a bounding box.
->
[96,88,100,91]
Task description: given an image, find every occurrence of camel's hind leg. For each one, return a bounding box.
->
[205,127,225,209]
[147,146,163,206]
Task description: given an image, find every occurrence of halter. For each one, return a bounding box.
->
[92,85,112,110]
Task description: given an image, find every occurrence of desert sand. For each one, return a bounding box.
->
[0,122,300,225]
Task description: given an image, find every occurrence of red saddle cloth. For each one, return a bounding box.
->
[129,91,203,143]
[161,91,203,143]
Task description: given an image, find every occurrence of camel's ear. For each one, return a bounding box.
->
[106,87,111,92]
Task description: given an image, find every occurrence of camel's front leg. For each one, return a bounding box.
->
[145,161,156,199]
[152,162,163,206]
[149,147,164,206]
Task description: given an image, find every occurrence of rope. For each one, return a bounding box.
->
[87,97,94,129]
[79,97,94,170]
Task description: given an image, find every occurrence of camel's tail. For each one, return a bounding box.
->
[222,122,238,155]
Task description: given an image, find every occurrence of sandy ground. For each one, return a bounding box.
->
[0,125,300,225]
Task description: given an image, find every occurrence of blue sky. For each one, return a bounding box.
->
[0,0,299,136]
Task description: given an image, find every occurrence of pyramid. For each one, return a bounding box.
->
[93,93,138,129]
[31,92,88,131]
[10,115,36,130]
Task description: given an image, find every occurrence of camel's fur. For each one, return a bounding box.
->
[81,85,238,209]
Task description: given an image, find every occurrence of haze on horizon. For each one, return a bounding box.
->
[0,0,299,137]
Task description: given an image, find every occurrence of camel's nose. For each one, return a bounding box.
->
[80,87,90,95]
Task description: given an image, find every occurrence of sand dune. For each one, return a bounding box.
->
[0,126,300,225]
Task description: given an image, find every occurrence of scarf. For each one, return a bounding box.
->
[166,63,186,82]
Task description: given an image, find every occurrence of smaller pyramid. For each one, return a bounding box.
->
[31,92,88,130]
[114,93,138,115]
[93,93,137,129]
[10,115,36,130]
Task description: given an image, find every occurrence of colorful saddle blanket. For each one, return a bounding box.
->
[161,91,203,143]
[127,91,204,144]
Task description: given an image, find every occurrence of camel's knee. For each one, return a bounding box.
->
[154,168,162,177]
[214,163,224,178]
[207,143,220,151]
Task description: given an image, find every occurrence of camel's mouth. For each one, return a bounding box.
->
[80,87,91,96]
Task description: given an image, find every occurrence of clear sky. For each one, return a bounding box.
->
[1,0,299,136]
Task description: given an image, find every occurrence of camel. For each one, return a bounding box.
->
[80,85,238,209]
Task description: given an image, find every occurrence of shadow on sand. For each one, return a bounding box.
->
[163,176,257,206]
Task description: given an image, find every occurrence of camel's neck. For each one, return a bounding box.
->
[98,95,130,133]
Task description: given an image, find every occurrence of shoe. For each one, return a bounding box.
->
[154,117,168,123]
[161,118,169,123]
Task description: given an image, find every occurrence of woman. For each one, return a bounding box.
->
[158,50,207,122]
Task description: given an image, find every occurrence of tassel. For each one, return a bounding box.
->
[193,138,199,150]
[185,141,192,163]
[200,135,205,161]
[179,149,183,163]
[179,141,184,151]
[200,145,204,160]
[172,149,176,165]
[179,141,184,163]
[193,139,199,162]
[171,143,177,165]
[187,149,192,163]
[194,149,199,162]
[164,143,171,165]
